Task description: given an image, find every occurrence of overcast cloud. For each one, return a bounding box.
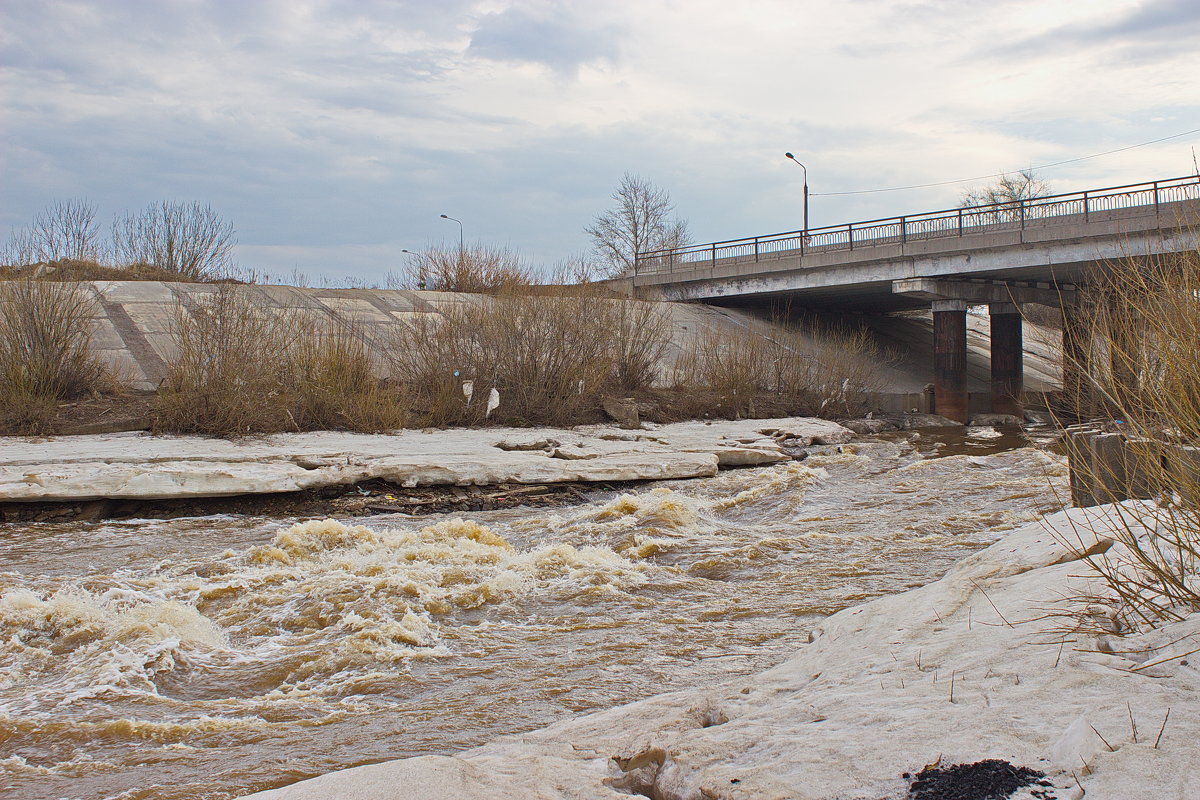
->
[2,0,1198,283]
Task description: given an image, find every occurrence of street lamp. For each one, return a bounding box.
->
[784,153,809,237]
[439,214,464,249]
[401,249,426,290]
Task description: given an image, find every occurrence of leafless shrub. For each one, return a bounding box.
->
[614,300,672,390]
[112,201,236,280]
[672,318,891,419]
[289,322,406,432]
[155,288,404,436]
[793,325,892,418]
[547,252,604,285]
[1057,247,1200,634]
[401,244,537,293]
[3,199,103,266]
[387,290,670,426]
[1,231,35,268]
[154,288,296,435]
[0,280,111,433]
[673,327,775,416]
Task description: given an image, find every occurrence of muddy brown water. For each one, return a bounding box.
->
[0,430,1068,800]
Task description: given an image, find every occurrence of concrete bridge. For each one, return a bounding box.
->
[633,175,1200,421]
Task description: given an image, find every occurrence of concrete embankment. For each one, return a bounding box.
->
[241,503,1200,800]
[72,282,1060,404]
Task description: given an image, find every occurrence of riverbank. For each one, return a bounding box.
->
[0,417,853,504]
[0,416,1043,523]
[241,503,1199,800]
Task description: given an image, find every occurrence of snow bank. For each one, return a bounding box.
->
[241,505,1200,800]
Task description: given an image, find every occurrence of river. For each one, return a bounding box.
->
[0,431,1067,800]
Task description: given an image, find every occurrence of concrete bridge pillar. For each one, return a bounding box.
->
[932,299,968,423]
[989,302,1023,417]
[1062,306,1094,415]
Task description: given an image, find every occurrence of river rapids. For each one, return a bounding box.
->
[0,433,1068,800]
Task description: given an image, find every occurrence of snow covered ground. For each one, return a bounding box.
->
[0,418,851,501]
[241,504,1199,800]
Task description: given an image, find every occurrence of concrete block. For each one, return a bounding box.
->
[121,304,180,336]
[143,332,182,364]
[94,281,178,303]
[88,317,128,351]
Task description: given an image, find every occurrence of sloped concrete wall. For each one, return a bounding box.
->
[72,282,1060,395]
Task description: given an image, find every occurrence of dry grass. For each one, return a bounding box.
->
[154,287,405,436]
[671,317,892,419]
[1057,246,1200,634]
[613,299,672,391]
[386,290,671,426]
[289,322,406,432]
[672,326,774,417]
[399,244,539,293]
[0,258,219,284]
[0,280,113,434]
[154,287,296,435]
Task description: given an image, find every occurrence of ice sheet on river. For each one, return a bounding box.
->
[242,504,1200,800]
[0,418,852,502]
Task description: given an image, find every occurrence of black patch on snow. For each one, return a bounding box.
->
[906,759,1055,800]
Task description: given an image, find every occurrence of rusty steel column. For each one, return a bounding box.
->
[989,302,1023,417]
[932,299,968,423]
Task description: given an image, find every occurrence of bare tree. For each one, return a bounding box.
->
[960,169,1052,210]
[586,173,691,277]
[2,199,102,265]
[112,201,236,279]
[1,230,35,267]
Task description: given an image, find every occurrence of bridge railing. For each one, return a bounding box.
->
[634,174,1200,276]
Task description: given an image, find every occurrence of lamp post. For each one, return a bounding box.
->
[401,248,426,290]
[784,153,809,237]
[439,214,465,282]
[439,214,463,249]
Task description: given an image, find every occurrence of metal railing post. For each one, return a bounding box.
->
[711,242,717,270]
[1154,181,1159,214]
[1083,191,1089,222]
[901,216,907,244]
[848,223,853,251]
[1019,200,1025,229]
[957,208,963,237]
[754,237,759,262]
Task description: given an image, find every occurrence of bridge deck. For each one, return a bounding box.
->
[634,176,1200,311]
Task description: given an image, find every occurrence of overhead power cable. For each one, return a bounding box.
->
[810,126,1200,197]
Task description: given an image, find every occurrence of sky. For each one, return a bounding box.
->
[2,0,1200,284]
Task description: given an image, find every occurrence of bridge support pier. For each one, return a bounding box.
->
[989,303,1023,417]
[1062,306,1092,413]
[932,299,968,423]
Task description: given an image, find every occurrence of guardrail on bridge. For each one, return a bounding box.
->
[634,174,1200,276]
